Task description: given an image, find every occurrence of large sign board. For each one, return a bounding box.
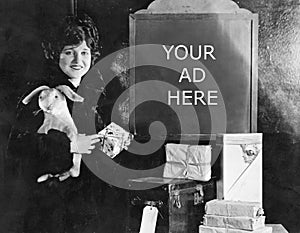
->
[129,13,258,136]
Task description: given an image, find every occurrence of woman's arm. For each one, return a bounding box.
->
[7,125,73,182]
[6,88,100,183]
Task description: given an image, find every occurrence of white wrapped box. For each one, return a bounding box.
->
[216,133,263,204]
[199,226,272,233]
[98,122,132,158]
[163,144,211,181]
[205,200,264,218]
[203,215,265,231]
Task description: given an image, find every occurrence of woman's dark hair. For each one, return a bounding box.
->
[42,13,101,65]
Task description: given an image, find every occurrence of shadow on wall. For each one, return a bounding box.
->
[259,67,300,232]
[260,78,300,232]
[258,3,300,233]
[263,132,300,232]
[239,0,300,135]
[235,0,300,232]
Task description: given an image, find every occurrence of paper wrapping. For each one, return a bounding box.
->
[97,122,132,158]
[199,226,272,233]
[216,134,263,204]
[205,200,264,218]
[203,215,265,231]
[163,144,211,181]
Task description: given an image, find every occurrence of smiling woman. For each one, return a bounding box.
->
[42,13,100,65]
[5,13,106,233]
[59,41,92,87]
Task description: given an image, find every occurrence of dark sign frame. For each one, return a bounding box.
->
[129,13,258,136]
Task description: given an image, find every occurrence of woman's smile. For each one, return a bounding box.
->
[59,40,92,85]
[70,64,83,70]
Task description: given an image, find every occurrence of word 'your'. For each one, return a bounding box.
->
[162,45,216,61]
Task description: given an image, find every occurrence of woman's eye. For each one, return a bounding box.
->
[81,51,89,56]
[64,51,73,55]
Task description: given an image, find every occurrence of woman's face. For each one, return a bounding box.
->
[59,40,92,81]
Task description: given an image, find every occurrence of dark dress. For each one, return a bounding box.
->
[5,70,109,233]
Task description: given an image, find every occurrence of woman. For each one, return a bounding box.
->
[6,13,106,233]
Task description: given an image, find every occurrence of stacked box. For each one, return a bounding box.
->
[203,215,266,231]
[205,200,264,218]
[199,226,272,233]
[199,200,272,233]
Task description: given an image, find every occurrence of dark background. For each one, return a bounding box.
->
[0,0,299,232]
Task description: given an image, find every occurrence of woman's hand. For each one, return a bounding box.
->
[70,134,101,154]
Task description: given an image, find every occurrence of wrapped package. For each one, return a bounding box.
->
[216,133,263,204]
[97,122,132,158]
[205,200,264,218]
[163,144,211,181]
[203,215,265,231]
[199,226,272,233]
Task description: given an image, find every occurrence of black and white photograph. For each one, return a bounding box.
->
[0,0,299,232]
